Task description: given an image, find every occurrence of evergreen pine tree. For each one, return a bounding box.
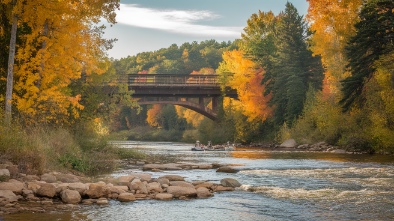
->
[269,3,324,125]
[340,0,394,111]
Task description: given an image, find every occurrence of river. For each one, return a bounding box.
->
[3,141,394,221]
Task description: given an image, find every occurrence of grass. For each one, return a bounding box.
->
[0,123,145,176]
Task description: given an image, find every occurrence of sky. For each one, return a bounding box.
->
[103,0,309,59]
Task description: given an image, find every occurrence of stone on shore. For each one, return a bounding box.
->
[0,169,10,181]
[61,189,81,204]
[116,175,135,185]
[156,178,170,186]
[85,183,110,199]
[68,182,88,195]
[147,182,163,193]
[155,193,173,200]
[128,180,148,194]
[279,139,297,148]
[0,190,18,202]
[56,174,80,183]
[166,186,197,198]
[36,183,56,198]
[220,178,241,188]
[0,179,25,194]
[96,198,109,205]
[40,173,57,183]
[118,193,136,202]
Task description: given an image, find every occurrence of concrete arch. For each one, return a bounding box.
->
[138,100,217,121]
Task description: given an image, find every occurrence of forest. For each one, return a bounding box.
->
[0,0,393,174]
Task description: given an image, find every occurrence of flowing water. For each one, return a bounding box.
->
[3,141,394,221]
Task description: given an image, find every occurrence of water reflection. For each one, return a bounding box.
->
[231,148,394,164]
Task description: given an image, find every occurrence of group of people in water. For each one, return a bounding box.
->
[192,140,234,151]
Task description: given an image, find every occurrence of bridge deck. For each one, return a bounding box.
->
[127,74,220,86]
[126,74,237,98]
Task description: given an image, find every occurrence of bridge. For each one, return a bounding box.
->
[126,74,237,120]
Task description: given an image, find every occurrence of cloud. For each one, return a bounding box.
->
[116,4,242,37]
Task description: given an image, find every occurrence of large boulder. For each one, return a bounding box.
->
[128,180,148,194]
[68,183,88,195]
[0,179,25,194]
[85,183,110,199]
[109,186,128,194]
[36,183,57,198]
[61,189,81,204]
[116,175,135,185]
[0,190,18,202]
[118,193,136,202]
[166,186,197,198]
[279,139,297,148]
[147,182,163,193]
[220,178,241,188]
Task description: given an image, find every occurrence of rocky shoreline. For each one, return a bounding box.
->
[0,161,241,215]
[237,139,375,154]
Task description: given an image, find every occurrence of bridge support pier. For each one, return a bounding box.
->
[212,97,218,112]
[199,97,204,108]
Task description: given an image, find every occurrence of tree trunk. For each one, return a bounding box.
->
[5,13,18,125]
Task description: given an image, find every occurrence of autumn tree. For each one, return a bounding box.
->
[218,50,272,122]
[307,0,362,96]
[1,0,120,124]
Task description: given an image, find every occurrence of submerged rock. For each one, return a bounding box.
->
[220,178,241,188]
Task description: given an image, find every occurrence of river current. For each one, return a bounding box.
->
[4,141,394,221]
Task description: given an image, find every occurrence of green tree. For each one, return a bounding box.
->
[340,0,394,111]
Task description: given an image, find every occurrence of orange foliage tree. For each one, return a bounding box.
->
[218,49,272,122]
[306,0,362,96]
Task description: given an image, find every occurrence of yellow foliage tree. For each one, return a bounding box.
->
[2,0,119,124]
[146,104,162,127]
[306,0,362,96]
[218,49,272,122]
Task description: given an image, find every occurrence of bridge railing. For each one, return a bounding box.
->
[127,74,220,86]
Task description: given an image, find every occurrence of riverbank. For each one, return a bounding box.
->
[236,139,390,155]
[0,160,241,215]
